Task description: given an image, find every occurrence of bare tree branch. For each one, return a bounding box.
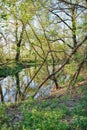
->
[33,35,87,98]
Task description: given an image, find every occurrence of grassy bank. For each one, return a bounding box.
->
[0,85,87,130]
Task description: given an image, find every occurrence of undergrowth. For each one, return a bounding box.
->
[0,85,87,130]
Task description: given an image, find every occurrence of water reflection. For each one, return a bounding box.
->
[0,66,69,102]
[0,76,16,102]
[0,68,38,102]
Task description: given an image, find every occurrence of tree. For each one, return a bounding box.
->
[0,0,87,100]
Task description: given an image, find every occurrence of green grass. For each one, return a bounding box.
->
[0,85,87,130]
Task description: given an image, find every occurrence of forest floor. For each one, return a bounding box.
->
[0,84,87,130]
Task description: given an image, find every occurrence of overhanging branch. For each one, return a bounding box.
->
[33,35,87,97]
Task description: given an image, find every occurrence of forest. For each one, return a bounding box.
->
[0,0,87,129]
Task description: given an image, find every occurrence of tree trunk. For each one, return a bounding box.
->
[0,84,4,102]
[15,43,21,62]
[15,26,24,62]
[71,6,77,48]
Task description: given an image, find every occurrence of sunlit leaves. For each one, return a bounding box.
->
[65,61,78,75]
[19,0,35,23]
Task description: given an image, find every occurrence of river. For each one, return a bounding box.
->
[0,65,69,102]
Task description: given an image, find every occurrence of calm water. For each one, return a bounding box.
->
[0,66,69,102]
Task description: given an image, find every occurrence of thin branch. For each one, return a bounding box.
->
[58,0,87,9]
[33,35,87,97]
[48,9,73,31]
[24,51,50,93]
[69,60,85,88]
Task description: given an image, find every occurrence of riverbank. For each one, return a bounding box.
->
[0,84,87,130]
